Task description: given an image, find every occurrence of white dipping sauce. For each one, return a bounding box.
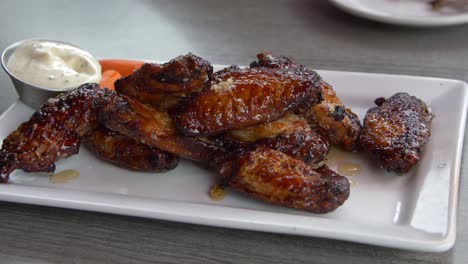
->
[7,40,101,90]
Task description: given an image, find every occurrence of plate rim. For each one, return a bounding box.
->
[0,69,467,252]
[328,0,468,27]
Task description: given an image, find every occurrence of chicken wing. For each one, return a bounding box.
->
[218,113,330,165]
[0,83,108,183]
[250,51,362,151]
[95,92,226,163]
[298,80,362,151]
[175,64,321,136]
[85,126,179,171]
[115,53,212,110]
[218,146,350,213]
[360,93,433,173]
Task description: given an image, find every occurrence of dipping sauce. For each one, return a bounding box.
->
[7,40,101,90]
[49,169,80,184]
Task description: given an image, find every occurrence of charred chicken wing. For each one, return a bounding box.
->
[85,126,179,171]
[360,93,433,173]
[218,113,330,164]
[219,147,350,213]
[95,92,226,163]
[115,53,212,110]
[299,81,362,151]
[250,51,362,151]
[0,83,107,183]
[175,64,321,136]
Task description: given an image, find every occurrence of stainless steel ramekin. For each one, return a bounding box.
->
[1,39,86,109]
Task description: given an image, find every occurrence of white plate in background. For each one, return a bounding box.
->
[329,0,468,27]
[0,66,467,252]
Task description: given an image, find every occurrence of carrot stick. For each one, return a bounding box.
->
[99,70,122,90]
[99,59,145,77]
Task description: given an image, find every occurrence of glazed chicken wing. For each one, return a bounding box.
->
[219,147,350,213]
[115,53,212,110]
[218,113,330,165]
[0,83,107,183]
[175,64,321,136]
[227,113,311,143]
[250,51,362,151]
[95,92,226,163]
[254,128,329,166]
[360,93,433,173]
[85,126,179,171]
[298,81,362,151]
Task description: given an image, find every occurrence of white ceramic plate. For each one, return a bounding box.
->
[329,0,468,27]
[0,66,467,252]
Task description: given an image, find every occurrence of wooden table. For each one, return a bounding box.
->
[0,0,467,263]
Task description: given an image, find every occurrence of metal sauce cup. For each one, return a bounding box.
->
[1,39,93,109]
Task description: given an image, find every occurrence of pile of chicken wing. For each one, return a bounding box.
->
[0,52,433,213]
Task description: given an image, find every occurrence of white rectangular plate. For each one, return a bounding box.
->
[0,66,467,252]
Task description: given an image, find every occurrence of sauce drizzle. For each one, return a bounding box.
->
[337,162,362,176]
[209,183,226,201]
[49,170,80,184]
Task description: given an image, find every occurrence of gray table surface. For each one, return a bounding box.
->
[0,0,467,263]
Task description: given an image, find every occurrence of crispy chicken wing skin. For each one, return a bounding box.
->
[360,93,433,173]
[254,129,329,165]
[85,126,179,171]
[249,51,322,105]
[95,92,226,163]
[251,51,310,73]
[115,53,212,110]
[219,147,350,213]
[0,83,106,183]
[251,51,362,151]
[219,113,330,164]
[175,64,321,136]
[227,113,309,143]
[299,81,362,151]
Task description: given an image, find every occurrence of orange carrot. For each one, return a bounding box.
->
[99,59,145,77]
[99,70,122,90]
